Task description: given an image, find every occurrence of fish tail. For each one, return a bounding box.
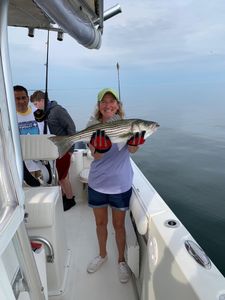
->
[49,136,73,158]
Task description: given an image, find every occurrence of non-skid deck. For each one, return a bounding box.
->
[51,196,138,300]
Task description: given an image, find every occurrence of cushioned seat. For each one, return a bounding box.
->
[20,134,58,160]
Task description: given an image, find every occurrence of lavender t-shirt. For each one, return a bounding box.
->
[88,143,133,194]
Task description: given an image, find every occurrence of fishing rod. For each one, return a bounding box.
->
[43,30,50,134]
[34,30,50,129]
[43,30,52,183]
[44,30,50,110]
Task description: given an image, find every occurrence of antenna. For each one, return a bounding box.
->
[116,62,121,100]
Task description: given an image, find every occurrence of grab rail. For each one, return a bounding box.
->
[30,236,54,263]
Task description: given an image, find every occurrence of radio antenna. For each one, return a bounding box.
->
[116,62,121,100]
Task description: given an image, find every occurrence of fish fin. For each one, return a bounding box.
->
[49,136,73,158]
[117,142,126,151]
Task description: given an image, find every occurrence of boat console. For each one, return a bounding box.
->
[21,135,70,296]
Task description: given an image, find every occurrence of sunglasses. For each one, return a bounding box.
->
[15,96,27,100]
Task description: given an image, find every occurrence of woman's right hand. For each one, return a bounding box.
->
[90,130,112,153]
[88,143,104,159]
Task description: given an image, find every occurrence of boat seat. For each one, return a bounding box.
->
[20,134,59,185]
[20,134,58,161]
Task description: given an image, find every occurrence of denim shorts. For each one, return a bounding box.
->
[88,186,132,211]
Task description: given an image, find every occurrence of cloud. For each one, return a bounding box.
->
[100,0,225,67]
[8,0,225,73]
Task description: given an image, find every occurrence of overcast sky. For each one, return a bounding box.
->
[8,0,225,128]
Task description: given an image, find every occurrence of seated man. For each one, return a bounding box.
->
[14,85,50,186]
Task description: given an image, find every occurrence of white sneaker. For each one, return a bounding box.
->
[118,262,131,283]
[87,255,107,273]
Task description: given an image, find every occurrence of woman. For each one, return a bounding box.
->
[87,88,145,283]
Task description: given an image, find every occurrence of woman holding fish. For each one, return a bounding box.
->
[49,89,159,283]
[86,88,146,283]
[49,89,159,282]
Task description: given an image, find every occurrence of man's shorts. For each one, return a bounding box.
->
[88,186,132,211]
[56,152,71,180]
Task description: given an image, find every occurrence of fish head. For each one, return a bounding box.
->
[132,119,160,138]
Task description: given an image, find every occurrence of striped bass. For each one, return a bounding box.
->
[49,118,159,157]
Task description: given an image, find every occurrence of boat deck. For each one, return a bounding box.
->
[51,195,138,300]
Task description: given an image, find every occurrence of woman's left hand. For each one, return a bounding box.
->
[127,131,146,146]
